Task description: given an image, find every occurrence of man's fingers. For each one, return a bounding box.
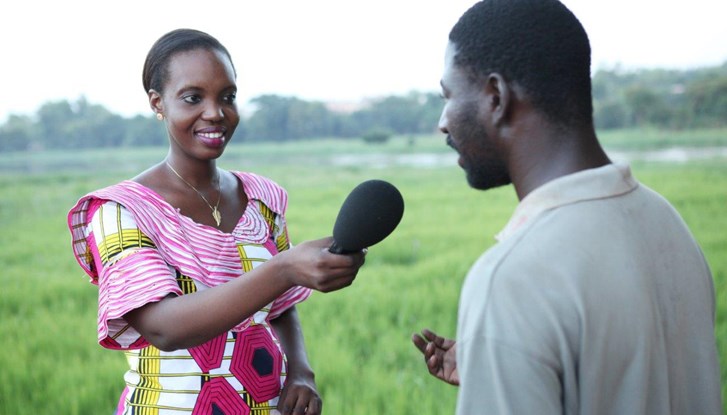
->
[427,354,441,375]
[412,333,428,353]
[422,328,439,342]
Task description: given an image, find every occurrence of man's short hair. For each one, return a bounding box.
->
[450,0,593,128]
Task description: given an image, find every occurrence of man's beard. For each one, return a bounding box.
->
[464,154,511,191]
[452,108,510,191]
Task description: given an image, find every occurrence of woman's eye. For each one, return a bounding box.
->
[183,95,201,104]
[224,93,237,104]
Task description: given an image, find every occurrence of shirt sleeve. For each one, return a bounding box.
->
[456,244,569,415]
[456,335,563,415]
[86,200,183,350]
[268,210,312,320]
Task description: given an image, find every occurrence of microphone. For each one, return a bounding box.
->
[328,179,405,254]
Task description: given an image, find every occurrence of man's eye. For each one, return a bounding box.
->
[224,93,236,103]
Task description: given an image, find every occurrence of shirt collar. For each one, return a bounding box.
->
[495,163,638,241]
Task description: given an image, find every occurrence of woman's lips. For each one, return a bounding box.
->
[196,129,226,148]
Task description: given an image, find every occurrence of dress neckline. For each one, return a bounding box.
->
[124,171,251,236]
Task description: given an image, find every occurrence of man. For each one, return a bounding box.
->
[412,0,722,414]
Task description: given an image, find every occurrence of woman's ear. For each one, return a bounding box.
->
[148,89,163,115]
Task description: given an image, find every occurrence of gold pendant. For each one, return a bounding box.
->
[212,207,222,226]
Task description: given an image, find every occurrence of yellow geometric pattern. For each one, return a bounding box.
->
[129,346,162,414]
[94,201,156,264]
[176,272,198,295]
[97,229,156,263]
[258,202,289,253]
[238,244,254,273]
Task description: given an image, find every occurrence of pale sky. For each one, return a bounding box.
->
[2,0,726,123]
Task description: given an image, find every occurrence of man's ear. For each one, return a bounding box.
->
[148,89,163,115]
[484,73,510,127]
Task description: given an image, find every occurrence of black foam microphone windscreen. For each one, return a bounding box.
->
[328,179,405,254]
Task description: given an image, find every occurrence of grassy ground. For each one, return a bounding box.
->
[1,131,725,414]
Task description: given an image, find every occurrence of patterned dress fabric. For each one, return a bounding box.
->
[67,172,312,415]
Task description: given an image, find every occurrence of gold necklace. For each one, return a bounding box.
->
[165,162,222,226]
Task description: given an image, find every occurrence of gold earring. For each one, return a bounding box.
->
[156,113,164,121]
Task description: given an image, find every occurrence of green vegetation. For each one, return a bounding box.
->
[1,133,725,414]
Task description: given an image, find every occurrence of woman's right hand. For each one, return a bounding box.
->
[276,237,366,292]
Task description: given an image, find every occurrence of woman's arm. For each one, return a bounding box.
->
[270,306,322,414]
[124,237,364,351]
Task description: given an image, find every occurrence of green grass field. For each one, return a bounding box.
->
[1,131,725,414]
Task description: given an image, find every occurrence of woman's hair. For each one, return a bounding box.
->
[449,0,593,128]
[142,28,236,94]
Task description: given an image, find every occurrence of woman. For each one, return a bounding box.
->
[67,28,365,415]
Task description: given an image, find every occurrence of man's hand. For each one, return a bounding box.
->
[412,328,460,386]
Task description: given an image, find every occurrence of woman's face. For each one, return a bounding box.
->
[152,48,239,161]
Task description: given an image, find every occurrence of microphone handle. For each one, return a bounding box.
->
[328,240,358,255]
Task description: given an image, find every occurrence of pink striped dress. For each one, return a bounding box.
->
[67,171,312,415]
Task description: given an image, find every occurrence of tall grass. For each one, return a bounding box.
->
[1,135,725,414]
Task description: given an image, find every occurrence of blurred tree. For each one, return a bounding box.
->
[685,70,727,128]
[123,114,167,146]
[594,99,628,130]
[36,100,75,149]
[624,86,670,127]
[0,114,35,152]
